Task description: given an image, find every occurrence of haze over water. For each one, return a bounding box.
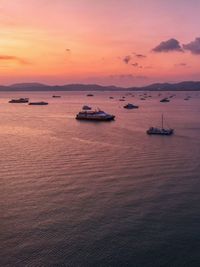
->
[1,91,200,266]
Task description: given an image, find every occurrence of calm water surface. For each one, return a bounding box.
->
[1,91,200,267]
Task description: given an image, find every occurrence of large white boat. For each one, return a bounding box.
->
[147,114,174,135]
[76,109,115,121]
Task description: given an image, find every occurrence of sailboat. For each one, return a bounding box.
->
[146,114,174,135]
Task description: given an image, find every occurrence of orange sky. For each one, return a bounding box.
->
[0,0,200,86]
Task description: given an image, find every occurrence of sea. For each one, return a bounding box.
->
[1,91,200,267]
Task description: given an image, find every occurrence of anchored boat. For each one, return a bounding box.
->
[9,98,29,103]
[76,109,115,121]
[123,103,139,109]
[29,101,48,105]
[82,105,92,110]
[147,114,174,135]
[160,98,170,103]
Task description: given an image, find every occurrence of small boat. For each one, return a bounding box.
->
[119,99,125,101]
[87,94,94,97]
[9,98,29,103]
[184,96,191,100]
[82,105,92,110]
[123,103,139,109]
[29,101,48,105]
[52,95,61,98]
[160,98,170,103]
[76,109,115,121]
[140,98,146,100]
[147,114,174,135]
[109,96,114,99]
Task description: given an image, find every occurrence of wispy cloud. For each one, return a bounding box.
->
[183,37,200,54]
[0,55,30,65]
[131,62,139,67]
[123,55,131,64]
[109,74,148,80]
[134,53,146,58]
[174,62,188,67]
[152,38,183,52]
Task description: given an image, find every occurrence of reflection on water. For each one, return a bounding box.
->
[1,91,200,267]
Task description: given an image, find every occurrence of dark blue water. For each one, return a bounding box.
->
[1,91,200,266]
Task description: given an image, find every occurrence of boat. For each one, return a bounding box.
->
[87,94,94,97]
[76,109,115,121]
[184,96,190,100]
[52,95,61,98]
[160,98,170,103]
[123,103,139,109]
[9,98,29,103]
[119,99,125,101]
[147,114,174,135]
[82,105,92,110]
[29,101,48,105]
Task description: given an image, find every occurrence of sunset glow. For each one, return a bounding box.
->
[1,0,200,86]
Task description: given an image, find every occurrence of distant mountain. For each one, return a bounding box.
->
[10,82,48,88]
[3,83,123,91]
[129,81,200,91]
[0,81,200,91]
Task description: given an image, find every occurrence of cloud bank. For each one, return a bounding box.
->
[183,37,200,54]
[152,38,183,52]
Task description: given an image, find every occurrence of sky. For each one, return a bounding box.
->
[0,0,200,87]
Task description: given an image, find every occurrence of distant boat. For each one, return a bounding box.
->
[76,109,115,121]
[147,114,174,135]
[119,99,125,101]
[29,101,48,105]
[9,98,29,103]
[82,105,92,110]
[184,96,191,100]
[52,95,61,98]
[123,103,139,109]
[140,98,146,100]
[87,94,94,97]
[109,96,114,99]
[160,98,170,103]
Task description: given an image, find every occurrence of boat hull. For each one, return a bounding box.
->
[147,129,174,135]
[76,115,115,121]
[29,102,48,105]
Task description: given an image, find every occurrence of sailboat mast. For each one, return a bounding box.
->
[162,114,163,129]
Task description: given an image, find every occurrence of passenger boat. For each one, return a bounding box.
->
[76,109,115,121]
